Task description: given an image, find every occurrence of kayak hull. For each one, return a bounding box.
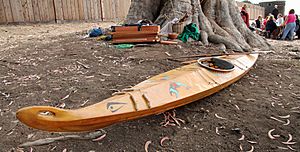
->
[16,54,259,132]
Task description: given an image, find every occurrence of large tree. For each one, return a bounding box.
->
[126,0,270,52]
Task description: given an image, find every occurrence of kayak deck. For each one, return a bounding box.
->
[16,54,259,132]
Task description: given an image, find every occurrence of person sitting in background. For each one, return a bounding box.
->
[262,16,269,30]
[265,16,277,38]
[255,15,262,29]
[276,14,284,26]
[281,9,296,40]
[241,5,250,27]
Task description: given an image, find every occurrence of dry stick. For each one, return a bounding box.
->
[19,130,106,147]
[168,52,254,60]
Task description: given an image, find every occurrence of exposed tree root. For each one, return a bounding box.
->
[126,0,271,52]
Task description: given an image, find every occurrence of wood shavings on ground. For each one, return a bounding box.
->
[282,134,297,145]
[214,114,227,120]
[160,137,170,147]
[144,141,151,152]
[215,126,225,135]
[160,110,185,127]
[238,135,245,141]
[268,129,276,140]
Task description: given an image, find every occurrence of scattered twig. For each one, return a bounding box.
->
[165,52,171,57]
[247,140,257,144]
[278,115,290,119]
[234,104,240,110]
[239,144,243,151]
[238,135,245,141]
[291,107,299,110]
[19,130,106,147]
[287,146,296,151]
[100,73,111,77]
[161,110,185,127]
[270,116,285,123]
[215,126,225,135]
[277,146,288,150]
[268,129,276,140]
[170,52,253,59]
[6,121,18,135]
[215,114,227,120]
[282,134,296,145]
[61,89,77,101]
[246,98,256,102]
[0,91,10,98]
[160,137,170,147]
[246,145,254,152]
[283,119,290,126]
[80,99,90,107]
[92,134,106,142]
[76,61,90,69]
[145,141,151,152]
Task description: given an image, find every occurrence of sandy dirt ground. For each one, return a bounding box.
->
[0,23,299,152]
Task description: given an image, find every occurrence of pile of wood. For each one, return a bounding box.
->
[110,25,160,44]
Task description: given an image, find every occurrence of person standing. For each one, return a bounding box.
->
[281,9,296,40]
[241,4,250,27]
[272,5,279,20]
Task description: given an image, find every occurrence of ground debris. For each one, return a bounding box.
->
[19,130,106,147]
[144,141,151,152]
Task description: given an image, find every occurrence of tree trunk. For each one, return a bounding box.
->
[126,0,271,52]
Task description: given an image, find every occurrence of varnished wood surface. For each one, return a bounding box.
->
[16,54,259,132]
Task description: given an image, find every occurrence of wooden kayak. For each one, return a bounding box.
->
[16,54,259,132]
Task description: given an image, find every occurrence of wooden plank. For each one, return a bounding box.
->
[75,0,79,20]
[70,0,75,20]
[21,0,30,22]
[37,0,45,21]
[86,0,91,20]
[54,0,64,22]
[61,0,69,20]
[39,0,47,21]
[26,0,34,22]
[102,0,108,21]
[66,0,71,20]
[77,0,84,20]
[112,37,159,44]
[99,0,103,20]
[74,0,80,20]
[31,0,40,22]
[115,0,119,20]
[20,0,34,22]
[0,0,7,23]
[10,0,24,22]
[67,0,72,20]
[111,0,116,21]
[90,0,94,20]
[110,32,159,39]
[98,0,102,21]
[94,0,99,20]
[47,0,56,21]
[82,0,88,20]
[2,0,13,23]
